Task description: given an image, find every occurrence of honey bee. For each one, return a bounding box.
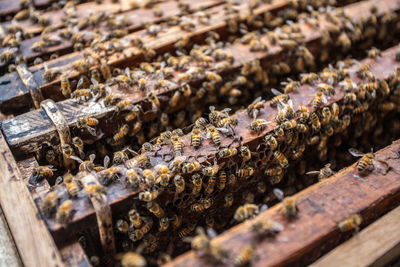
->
[168,156,186,173]
[60,76,71,98]
[270,89,289,107]
[249,119,271,135]
[128,209,142,228]
[300,72,319,84]
[209,106,230,124]
[281,119,297,130]
[41,191,58,216]
[205,125,223,146]
[76,117,99,136]
[32,165,56,182]
[174,175,185,194]
[116,219,129,234]
[195,117,208,129]
[119,252,146,267]
[348,148,376,173]
[146,201,164,218]
[0,48,16,63]
[171,214,182,229]
[204,175,216,195]
[99,63,111,81]
[191,126,202,149]
[71,154,96,173]
[158,217,170,232]
[310,112,321,132]
[281,79,301,94]
[233,245,256,266]
[247,96,265,118]
[264,134,278,151]
[124,168,141,188]
[317,83,335,96]
[56,200,73,223]
[367,47,381,58]
[139,187,160,202]
[251,219,283,238]
[99,166,121,185]
[274,188,297,220]
[71,89,92,102]
[331,103,340,122]
[171,135,183,155]
[313,91,328,110]
[43,63,61,82]
[63,172,80,197]
[218,146,237,159]
[147,92,161,111]
[191,174,202,195]
[236,166,255,179]
[182,161,201,174]
[338,214,362,232]
[178,223,196,239]
[234,204,259,222]
[306,163,335,181]
[113,124,130,144]
[113,150,129,165]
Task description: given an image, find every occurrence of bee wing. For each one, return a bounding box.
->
[216,127,230,134]
[44,62,48,71]
[55,176,63,185]
[221,107,231,115]
[90,77,98,85]
[70,155,83,163]
[348,148,365,157]
[287,99,294,108]
[260,204,268,212]
[104,155,110,168]
[125,67,130,76]
[273,188,284,201]
[305,171,320,175]
[271,88,282,96]
[209,105,215,112]
[325,163,332,168]
[321,94,328,104]
[206,228,218,239]
[89,153,96,162]
[86,126,98,137]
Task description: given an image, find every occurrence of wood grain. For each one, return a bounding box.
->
[59,241,91,267]
[0,133,64,267]
[166,140,400,267]
[0,207,22,267]
[4,0,399,156]
[310,205,400,267]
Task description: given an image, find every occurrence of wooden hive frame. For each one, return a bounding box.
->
[0,0,400,266]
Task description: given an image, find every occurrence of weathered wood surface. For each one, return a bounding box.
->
[4,0,398,156]
[0,0,223,72]
[59,241,91,267]
[167,140,400,267]
[0,132,64,267]
[310,205,400,267]
[39,44,400,240]
[0,208,22,267]
[0,0,284,112]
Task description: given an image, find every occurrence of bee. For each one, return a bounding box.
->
[238,146,251,162]
[247,96,265,118]
[233,245,256,266]
[206,125,222,146]
[113,150,129,165]
[147,92,161,111]
[234,204,259,222]
[277,99,295,120]
[300,72,319,84]
[338,214,362,232]
[60,77,71,98]
[182,161,201,174]
[171,135,183,155]
[270,88,289,107]
[218,147,237,159]
[100,63,112,80]
[317,83,335,96]
[32,164,56,183]
[224,193,234,208]
[116,219,129,234]
[119,252,146,267]
[367,47,381,58]
[191,174,202,195]
[0,48,16,63]
[43,63,61,82]
[139,187,160,202]
[195,117,208,129]
[251,219,283,238]
[71,89,92,102]
[310,112,321,132]
[99,166,120,185]
[113,124,130,144]
[204,175,216,195]
[77,117,99,136]
[191,199,211,212]
[174,175,185,194]
[72,60,90,73]
[168,156,186,173]
[264,134,278,151]
[348,148,376,173]
[216,117,238,130]
[71,154,96,173]
[313,91,328,110]
[190,126,202,149]
[41,191,58,216]
[281,119,297,130]
[171,213,182,229]
[147,201,164,218]
[141,169,155,186]
[63,172,79,197]
[274,188,297,220]
[236,167,255,179]
[124,105,142,122]
[158,217,170,232]
[218,170,227,190]
[128,209,142,228]
[282,79,301,94]
[125,169,141,188]
[208,106,231,125]
[178,223,196,239]
[56,200,73,223]
[306,163,335,181]
[249,119,271,135]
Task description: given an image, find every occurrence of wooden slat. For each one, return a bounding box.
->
[0,0,223,73]
[0,0,290,112]
[311,205,400,267]
[60,241,91,267]
[0,208,22,267]
[3,0,399,156]
[167,140,400,267]
[0,132,64,267]
[40,43,400,240]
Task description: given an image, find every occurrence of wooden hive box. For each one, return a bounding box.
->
[0,0,400,266]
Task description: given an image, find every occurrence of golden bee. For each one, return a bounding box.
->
[138,187,160,202]
[112,124,130,144]
[218,170,227,190]
[251,219,284,238]
[233,245,256,267]
[32,165,56,182]
[60,76,71,98]
[174,175,185,194]
[128,209,142,228]
[274,188,298,220]
[71,154,96,173]
[249,119,271,135]
[306,163,335,181]
[348,148,375,173]
[115,219,129,234]
[147,201,164,218]
[224,192,234,208]
[76,117,99,136]
[191,126,202,149]
[234,204,259,222]
[56,200,73,223]
[310,112,321,132]
[191,174,202,195]
[236,166,255,179]
[313,91,328,110]
[273,151,289,169]
[41,191,58,216]
[43,63,61,82]
[338,214,362,232]
[218,146,237,159]
[119,252,147,267]
[247,96,265,118]
[63,172,80,198]
[182,161,201,174]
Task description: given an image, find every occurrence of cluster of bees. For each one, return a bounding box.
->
[8,0,400,266]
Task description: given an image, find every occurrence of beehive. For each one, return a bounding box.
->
[0,0,400,266]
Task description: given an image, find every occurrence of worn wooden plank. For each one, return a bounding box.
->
[0,1,22,19]
[59,241,91,267]
[3,0,399,156]
[167,140,400,267]
[310,205,400,267]
[40,44,400,240]
[0,132,64,267]
[0,207,22,267]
